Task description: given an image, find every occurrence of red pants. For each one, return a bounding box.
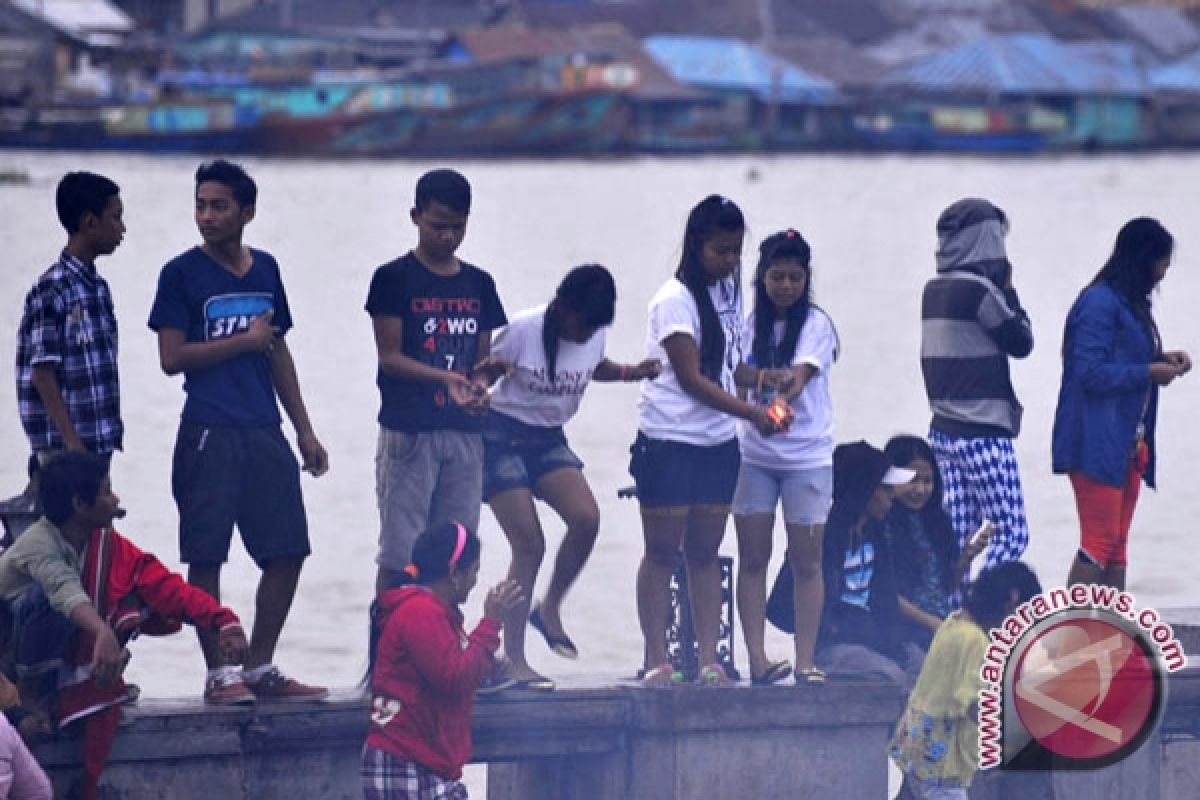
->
[1068,441,1148,569]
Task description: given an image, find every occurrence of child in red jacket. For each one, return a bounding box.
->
[364,522,521,800]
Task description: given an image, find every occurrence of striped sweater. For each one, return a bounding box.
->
[920,199,1034,438]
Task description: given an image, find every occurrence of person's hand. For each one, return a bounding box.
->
[91,628,126,688]
[17,712,52,744]
[444,371,476,407]
[1150,362,1181,386]
[218,626,249,666]
[244,309,280,355]
[483,579,524,622]
[1164,350,1192,376]
[632,358,662,380]
[472,356,514,386]
[761,368,796,394]
[750,407,778,437]
[463,375,491,415]
[298,431,329,477]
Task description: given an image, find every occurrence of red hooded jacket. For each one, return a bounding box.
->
[365,587,501,780]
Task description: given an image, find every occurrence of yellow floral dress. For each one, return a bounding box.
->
[888,612,987,788]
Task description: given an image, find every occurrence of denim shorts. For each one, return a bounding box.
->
[732,462,833,525]
[482,411,583,500]
[376,427,483,571]
[628,432,740,509]
[172,423,310,568]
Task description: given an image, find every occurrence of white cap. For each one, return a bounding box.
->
[882,466,917,486]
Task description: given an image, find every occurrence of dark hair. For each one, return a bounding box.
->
[542,264,617,382]
[366,522,483,682]
[195,159,257,207]
[56,172,119,234]
[750,229,840,370]
[38,452,109,526]
[415,168,471,214]
[675,195,745,381]
[884,435,959,590]
[964,561,1042,632]
[1089,217,1171,354]
[827,440,892,541]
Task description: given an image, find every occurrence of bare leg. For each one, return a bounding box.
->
[533,468,600,639]
[787,523,824,672]
[488,487,547,682]
[245,557,303,671]
[734,512,774,678]
[637,510,686,669]
[188,564,223,669]
[684,506,730,669]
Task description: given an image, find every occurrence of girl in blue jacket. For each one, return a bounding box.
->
[1051,218,1191,590]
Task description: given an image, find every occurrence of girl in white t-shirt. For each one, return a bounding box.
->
[629,195,779,687]
[484,265,660,688]
[733,229,839,686]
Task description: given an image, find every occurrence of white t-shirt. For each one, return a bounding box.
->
[488,304,607,427]
[637,277,744,446]
[737,307,837,468]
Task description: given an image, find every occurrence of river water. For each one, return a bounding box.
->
[1,151,1197,749]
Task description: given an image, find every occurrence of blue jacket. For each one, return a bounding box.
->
[1052,283,1159,488]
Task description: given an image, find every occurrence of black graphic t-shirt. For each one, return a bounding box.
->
[365,252,507,432]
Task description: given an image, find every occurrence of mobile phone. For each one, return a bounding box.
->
[970,521,994,550]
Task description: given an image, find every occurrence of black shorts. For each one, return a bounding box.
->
[628,431,740,509]
[172,422,310,567]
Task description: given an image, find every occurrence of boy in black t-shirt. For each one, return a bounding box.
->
[365,169,508,594]
[149,160,329,705]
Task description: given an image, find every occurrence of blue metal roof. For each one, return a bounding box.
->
[1152,51,1200,93]
[642,35,838,104]
[886,33,1150,96]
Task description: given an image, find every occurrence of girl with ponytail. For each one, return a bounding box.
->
[364,522,521,799]
[483,264,659,688]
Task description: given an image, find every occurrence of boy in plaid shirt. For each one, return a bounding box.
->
[16,172,125,465]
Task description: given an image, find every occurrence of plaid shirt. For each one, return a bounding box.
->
[16,252,122,454]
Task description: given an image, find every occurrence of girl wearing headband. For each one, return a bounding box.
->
[364,522,521,799]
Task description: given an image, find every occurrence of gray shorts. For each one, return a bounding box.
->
[732,462,833,525]
[375,427,483,571]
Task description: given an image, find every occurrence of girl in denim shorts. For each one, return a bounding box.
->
[630,196,781,687]
[732,229,839,686]
[484,265,660,688]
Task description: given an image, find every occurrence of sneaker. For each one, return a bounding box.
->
[204,670,255,706]
[245,666,329,703]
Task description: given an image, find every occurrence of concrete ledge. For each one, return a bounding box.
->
[32,680,905,800]
[31,667,1200,800]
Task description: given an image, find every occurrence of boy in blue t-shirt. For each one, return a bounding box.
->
[365,169,508,594]
[148,160,329,705]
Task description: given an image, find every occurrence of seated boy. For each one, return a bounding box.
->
[0,452,247,799]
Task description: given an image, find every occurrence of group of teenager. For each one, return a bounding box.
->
[0,163,1187,800]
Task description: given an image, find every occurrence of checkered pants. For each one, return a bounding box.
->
[928,431,1030,571]
[362,746,468,800]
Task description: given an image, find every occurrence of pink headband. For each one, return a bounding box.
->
[449,522,468,569]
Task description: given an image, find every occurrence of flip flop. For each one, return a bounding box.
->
[642,663,684,687]
[698,663,733,687]
[529,607,579,660]
[795,666,827,686]
[751,660,793,686]
[476,675,519,696]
